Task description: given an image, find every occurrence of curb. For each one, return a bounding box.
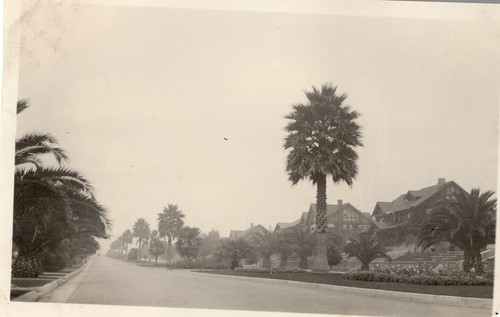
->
[191,271,492,309]
[12,261,89,302]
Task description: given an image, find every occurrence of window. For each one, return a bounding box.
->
[343,210,359,223]
[363,225,369,230]
[343,224,347,230]
[349,225,353,231]
[327,223,335,228]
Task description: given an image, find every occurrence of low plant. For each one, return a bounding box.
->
[344,263,493,286]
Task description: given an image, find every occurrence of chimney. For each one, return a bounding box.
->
[438,178,446,185]
[250,223,254,228]
[337,199,343,206]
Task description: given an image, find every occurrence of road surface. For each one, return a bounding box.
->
[40,256,491,316]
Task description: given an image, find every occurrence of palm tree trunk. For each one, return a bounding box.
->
[312,173,330,273]
[138,238,142,260]
[463,249,484,274]
[360,262,370,271]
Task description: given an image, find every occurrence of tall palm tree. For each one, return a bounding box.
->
[344,232,390,271]
[284,84,362,272]
[417,188,496,274]
[133,218,150,260]
[250,231,277,269]
[157,204,185,247]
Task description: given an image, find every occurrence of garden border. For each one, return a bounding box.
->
[12,260,89,302]
[192,271,492,309]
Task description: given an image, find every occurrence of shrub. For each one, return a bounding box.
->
[344,263,493,286]
[128,248,139,261]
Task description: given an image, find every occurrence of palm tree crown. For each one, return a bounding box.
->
[284,84,362,187]
[158,204,185,246]
[344,232,390,271]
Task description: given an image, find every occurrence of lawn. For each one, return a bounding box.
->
[196,270,493,299]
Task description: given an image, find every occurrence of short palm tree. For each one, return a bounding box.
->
[250,231,278,269]
[13,167,109,277]
[214,239,254,270]
[344,232,390,271]
[417,189,496,274]
[284,84,362,272]
[287,226,316,269]
[276,231,295,268]
[133,218,150,260]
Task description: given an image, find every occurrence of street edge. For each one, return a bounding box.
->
[12,260,90,302]
[191,271,492,310]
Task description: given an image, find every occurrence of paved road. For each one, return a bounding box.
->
[41,256,491,316]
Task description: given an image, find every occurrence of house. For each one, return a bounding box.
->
[274,219,301,233]
[372,178,467,244]
[302,200,375,247]
[229,223,268,242]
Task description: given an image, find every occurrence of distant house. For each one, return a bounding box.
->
[274,219,301,233]
[372,178,467,244]
[229,223,268,242]
[301,200,375,247]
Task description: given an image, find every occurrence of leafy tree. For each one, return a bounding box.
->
[327,245,343,268]
[175,226,202,259]
[158,204,185,247]
[133,218,150,260]
[198,230,221,260]
[214,239,254,270]
[417,189,496,274]
[250,230,277,269]
[284,84,362,272]
[128,248,139,261]
[149,237,166,263]
[344,232,390,271]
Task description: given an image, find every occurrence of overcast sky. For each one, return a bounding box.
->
[15,2,499,251]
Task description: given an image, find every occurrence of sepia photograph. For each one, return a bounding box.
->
[1,1,499,317]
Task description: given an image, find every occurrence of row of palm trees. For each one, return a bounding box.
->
[108,204,204,263]
[284,84,496,274]
[12,100,111,277]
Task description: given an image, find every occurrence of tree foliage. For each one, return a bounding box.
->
[344,232,390,271]
[417,189,496,273]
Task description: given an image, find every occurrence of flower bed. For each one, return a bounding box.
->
[344,263,493,286]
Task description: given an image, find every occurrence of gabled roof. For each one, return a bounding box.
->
[230,224,268,240]
[373,180,461,216]
[275,219,301,231]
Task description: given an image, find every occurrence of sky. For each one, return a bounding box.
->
[14,2,500,252]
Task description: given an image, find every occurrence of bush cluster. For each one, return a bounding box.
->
[344,264,493,286]
[169,258,230,270]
